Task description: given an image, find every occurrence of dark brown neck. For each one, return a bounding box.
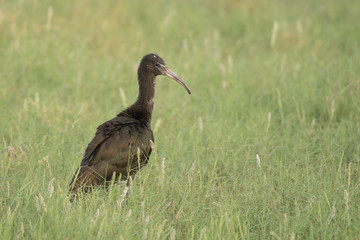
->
[123,67,155,124]
[137,68,155,104]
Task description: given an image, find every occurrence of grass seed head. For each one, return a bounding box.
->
[198,117,203,131]
[170,228,176,240]
[119,87,127,107]
[125,209,132,221]
[344,189,349,210]
[271,21,279,47]
[256,154,261,168]
[154,118,162,133]
[117,186,129,208]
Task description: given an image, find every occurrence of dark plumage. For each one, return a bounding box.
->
[69,53,191,196]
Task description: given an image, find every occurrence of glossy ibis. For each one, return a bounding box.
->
[69,53,191,196]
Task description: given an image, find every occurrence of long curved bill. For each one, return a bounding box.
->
[163,66,191,95]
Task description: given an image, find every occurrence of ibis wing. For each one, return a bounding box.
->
[80,117,129,167]
[79,115,152,167]
[69,116,153,193]
[80,123,111,167]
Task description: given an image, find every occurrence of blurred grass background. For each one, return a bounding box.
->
[0,0,359,239]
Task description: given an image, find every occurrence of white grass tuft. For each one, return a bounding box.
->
[170,228,176,240]
[47,178,55,198]
[290,232,295,240]
[125,209,132,221]
[198,117,203,131]
[160,157,165,186]
[7,181,10,198]
[35,194,47,214]
[270,231,280,240]
[344,189,349,211]
[117,186,129,208]
[327,206,336,224]
[154,118,162,134]
[119,87,127,108]
[7,207,12,219]
[256,154,261,168]
[266,112,271,135]
[271,21,279,47]
[45,6,53,30]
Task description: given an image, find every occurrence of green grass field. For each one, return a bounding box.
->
[1,0,359,239]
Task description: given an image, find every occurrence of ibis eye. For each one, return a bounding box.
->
[155,62,160,67]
